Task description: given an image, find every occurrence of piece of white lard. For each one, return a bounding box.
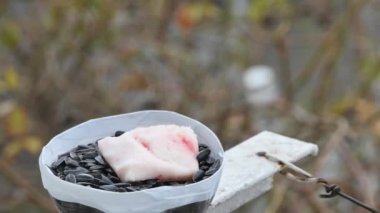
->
[98,125,199,182]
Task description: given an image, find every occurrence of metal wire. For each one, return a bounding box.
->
[257,151,379,213]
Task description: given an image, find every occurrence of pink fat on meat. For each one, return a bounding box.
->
[98,125,199,182]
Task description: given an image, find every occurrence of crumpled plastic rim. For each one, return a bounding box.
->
[39,110,224,213]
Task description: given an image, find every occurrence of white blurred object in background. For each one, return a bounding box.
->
[371,79,380,105]
[243,65,280,107]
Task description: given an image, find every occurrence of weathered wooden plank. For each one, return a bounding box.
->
[208,131,318,213]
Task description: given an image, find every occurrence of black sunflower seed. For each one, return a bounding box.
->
[85,162,97,167]
[99,184,118,191]
[144,179,158,185]
[65,174,76,183]
[154,182,164,187]
[95,155,105,165]
[105,168,114,173]
[77,182,94,186]
[205,159,220,176]
[82,152,97,159]
[125,186,137,191]
[113,183,131,187]
[89,165,104,170]
[200,165,209,171]
[168,181,182,186]
[90,169,103,175]
[114,131,125,137]
[108,174,120,183]
[63,167,89,175]
[99,180,113,185]
[65,157,80,167]
[206,156,215,165]
[69,151,79,160]
[56,165,65,173]
[197,149,211,161]
[76,148,95,154]
[77,154,83,160]
[76,150,96,156]
[93,178,103,185]
[64,165,72,170]
[80,159,96,164]
[51,157,66,169]
[199,160,208,167]
[88,172,102,179]
[100,174,114,185]
[77,145,90,150]
[192,170,205,182]
[58,151,70,159]
[76,173,95,182]
[199,144,208,150]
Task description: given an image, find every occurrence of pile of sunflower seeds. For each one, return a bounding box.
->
[50,131,220,192]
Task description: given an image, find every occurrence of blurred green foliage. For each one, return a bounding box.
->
[0,0,379,212]
[0,20,21,49]
[249,0,293,25]
[0,67,43,161]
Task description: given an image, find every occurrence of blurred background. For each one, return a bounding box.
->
[0,0,379,212]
